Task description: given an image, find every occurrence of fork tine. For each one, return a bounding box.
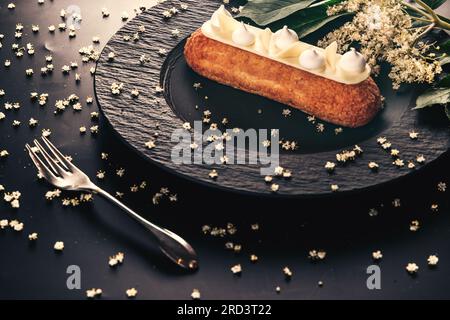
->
[26,144,59,182]
[32,140,58,175]
[41,136,78,172]
[34,139,70,178]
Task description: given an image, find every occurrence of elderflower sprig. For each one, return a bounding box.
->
[319,0,446,89]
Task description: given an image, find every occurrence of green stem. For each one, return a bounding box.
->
[402,1,432,19]
[310,0,332,8]
[413,22,435,45]
[414,0,450,30]
[415,0,439,20]
[411,16,433,23]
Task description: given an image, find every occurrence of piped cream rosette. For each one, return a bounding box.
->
[202,5,371,85]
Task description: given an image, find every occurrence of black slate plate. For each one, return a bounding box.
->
[94,0,450,197]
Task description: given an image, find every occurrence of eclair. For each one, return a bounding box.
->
[184,6,382,128]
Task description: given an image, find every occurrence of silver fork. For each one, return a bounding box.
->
[25,136,198,270]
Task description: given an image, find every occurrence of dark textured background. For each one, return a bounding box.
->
[0,0,449,300]
[95,0,450,196]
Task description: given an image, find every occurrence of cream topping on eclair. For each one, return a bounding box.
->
[200,5,371,85]
[339,48,367,73]
[299,49,325,71]
[274,26,299,50]
[232,22,255,46]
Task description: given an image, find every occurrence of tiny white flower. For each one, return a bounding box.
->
[54,241,64,251]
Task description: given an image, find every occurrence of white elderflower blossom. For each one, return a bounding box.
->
[318,0,442,89]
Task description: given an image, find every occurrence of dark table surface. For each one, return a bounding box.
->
[0,0,449,300]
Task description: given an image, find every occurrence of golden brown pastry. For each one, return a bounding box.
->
[183,6,381,128]
[184,29,381,128]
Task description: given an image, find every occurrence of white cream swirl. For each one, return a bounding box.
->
[232,22,255,46]
[339,48,366,74]
[211,5,231,30]
[299,49,325,70]
[274,26,298,50]
[211,4,236,35]
[200,6,371,84]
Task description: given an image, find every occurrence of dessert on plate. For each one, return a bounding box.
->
[184,5,382,128]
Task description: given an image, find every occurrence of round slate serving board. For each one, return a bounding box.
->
[95,0,450,196]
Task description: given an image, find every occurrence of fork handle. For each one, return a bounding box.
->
[93,187,198,270]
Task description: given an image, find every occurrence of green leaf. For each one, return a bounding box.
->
[438,74,450,87]
[281,12,352,38]
[422,0,447,9]
[297,12,353,38]
[266,0,352,38]
[238,0,319,26]
[446,105,450,120]
[414,88,450,109]
[441,40,450,54]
